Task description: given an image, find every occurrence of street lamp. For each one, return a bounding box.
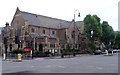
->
[73,10,80,56]
[20,40,21,48]
[73,10,80,48]
[3,22,9,60]
[74,10,80,22]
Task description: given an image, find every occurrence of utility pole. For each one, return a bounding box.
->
[3,22,9,60]
[73,10,80,56]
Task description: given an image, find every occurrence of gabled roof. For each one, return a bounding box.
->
[29,33,57,39]
[0,27,3,34]
[21,11,42,27]
[19,10,83,29]
[37,14,71,29]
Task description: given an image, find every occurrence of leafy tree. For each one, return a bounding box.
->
[83,14,102,40]
[83,14,102,50]
[113,31,120,49]
[101,21,115,49]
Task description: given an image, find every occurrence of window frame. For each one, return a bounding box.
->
[43,30,45,34]
[31,28,35,33]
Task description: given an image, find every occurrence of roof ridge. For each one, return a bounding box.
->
[38,14,68,22]
[21,11,37,16]
[21,11,71,22]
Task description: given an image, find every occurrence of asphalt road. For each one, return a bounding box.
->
[2,54,118,73]
[0,57,2,75]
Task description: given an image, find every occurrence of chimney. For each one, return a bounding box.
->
[5,22,9,27]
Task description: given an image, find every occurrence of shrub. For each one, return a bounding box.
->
[44,51,51,57]
[33,51,46,57]
[12,48,24,54]
[89,43,96,51]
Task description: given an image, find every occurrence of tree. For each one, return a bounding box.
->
[101,21,115,49]
[113,31,120,49]
[84,14,102,40]
[83,14,102,51]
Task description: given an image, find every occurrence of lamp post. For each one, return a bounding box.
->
[34,37,36,50]
[90,30,94,54]
[20,40,21,48]
[74,10,80,23]
[3,22,9,60]
[73,10,80,56]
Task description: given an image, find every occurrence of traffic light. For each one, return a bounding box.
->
[4,37,7,44]
[15,36,19,44]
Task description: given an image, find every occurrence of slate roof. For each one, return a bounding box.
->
[21,11,42,26]
[20,11,83,29]
[29,33,57,39]
[0,27,2,34]
[29,33,39,38]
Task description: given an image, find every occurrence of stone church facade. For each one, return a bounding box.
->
[2,7,88,54]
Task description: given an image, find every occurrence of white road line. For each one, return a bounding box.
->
[31,66,35,68]
[34,58,44,60]
[57,65,65,68]
[45,65,65,68]
[96,67,103,70]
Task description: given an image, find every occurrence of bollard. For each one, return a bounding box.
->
[3,53,6,60]
[18,53,22,61]
[105,50,108,55]
[112,51,113,55]
[61,54,64,58]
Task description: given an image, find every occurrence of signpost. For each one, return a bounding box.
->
[24,47,33,58]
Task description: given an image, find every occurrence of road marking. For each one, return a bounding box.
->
[31,66,35,68]
[34,58,44,60]
[45,65,65,68]
[97,67,103,70]
[57,65,65,68]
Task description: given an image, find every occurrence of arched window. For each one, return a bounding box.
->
[52,31,55,35]
[31,28,35,33]
[78,35,80,40]
[43,30,45,34]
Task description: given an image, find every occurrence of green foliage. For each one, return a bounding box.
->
[33,50,54,57]
[88,43,96,51]
[83,14,118,50]
[63,44,73,53]
[33,51,46,57]
[113,31,120,49]
[44,51,51,56]
[62,44,74,55]
[12,48,24,54]
[83,14,102,40]
[101,21,115,48]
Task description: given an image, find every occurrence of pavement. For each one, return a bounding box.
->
[1,54,85,61]
[1,53,118,73]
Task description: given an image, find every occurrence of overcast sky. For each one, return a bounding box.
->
[0,0,119,31]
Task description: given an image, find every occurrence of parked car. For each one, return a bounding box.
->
[94,50,102,55]
[112,50,117,53]
[113,49,120,53]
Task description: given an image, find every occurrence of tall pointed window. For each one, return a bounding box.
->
[52,31,55,35]
[31,28,35,33]
[43,30,45,34]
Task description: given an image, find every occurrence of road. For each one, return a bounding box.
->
[2,54,118,73]
[0,57,2,75]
